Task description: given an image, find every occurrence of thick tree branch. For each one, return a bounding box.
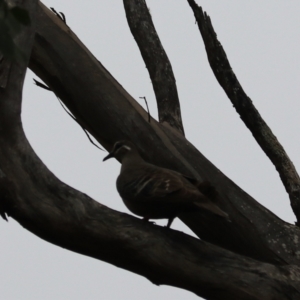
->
[27,2,300,266]
[0,2,300,298]
[123,0,184,134]
[1,7,300,297]
[2,161,300,300]
[187,0,300,225]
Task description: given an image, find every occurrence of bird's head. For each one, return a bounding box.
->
[103,140,137,162]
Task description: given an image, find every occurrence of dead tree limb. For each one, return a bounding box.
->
[1,4,299,299]
[1,27,300,298]
[1,1,300,299]
[27,2,300,266]
[123,0,184,134]
[187,0,300,225]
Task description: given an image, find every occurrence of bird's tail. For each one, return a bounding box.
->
[194,201,230,220]
[195,181,219,203]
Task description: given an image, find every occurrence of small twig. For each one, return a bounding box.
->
[33,79,103,151]
[0,208,8,221]
[139,96,151,123]
[56,98,104,151]
[33,78,51,91]
[59,12,66,24]
[50,7,67,24]
[123,0,184,134]
[0,212,7,221]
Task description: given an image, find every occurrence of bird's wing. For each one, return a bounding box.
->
[119,167,186,199]
[137,170,184,198]
[180,174,219,202]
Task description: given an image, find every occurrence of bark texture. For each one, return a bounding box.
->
[1,1,300,299]
[28,1,300,265]
[123,0,184,134]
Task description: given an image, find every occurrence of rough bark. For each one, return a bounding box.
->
[187,0,300,226]
[27,2,300,266]
[123,0,184,134]
[1,1,300,299]
[2,46,300,297]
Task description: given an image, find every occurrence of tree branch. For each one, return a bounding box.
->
[2,161,300,300]
[0,2,300,298]
[123,0,184,134]
[1,6,300,297]
[187,0,300,225]
[26,2,300,266]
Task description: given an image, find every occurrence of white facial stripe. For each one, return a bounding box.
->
[114,144,131,154]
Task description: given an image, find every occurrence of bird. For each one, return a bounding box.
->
[103,140,229,228]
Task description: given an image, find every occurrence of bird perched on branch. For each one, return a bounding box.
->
[103,140,228,228]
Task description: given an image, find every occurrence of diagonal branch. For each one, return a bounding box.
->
[27,2,300,266]
[1,152,300,300]
[123,0,184,134]
[187,0,300,225]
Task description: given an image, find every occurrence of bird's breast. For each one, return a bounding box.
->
[116,172,180,219]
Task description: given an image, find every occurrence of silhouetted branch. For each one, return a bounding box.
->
[32,78,103,150]
[2,41,300,298]
[27,2,300,267]
[50,7,66,24]
[123,0,184,134]
[1,1,300,298]
[139,96,151,122]
[33,78,51,90]
[187,0,300,225]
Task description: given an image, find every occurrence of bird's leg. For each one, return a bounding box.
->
[166,217,175,228]
[143,216,149,222]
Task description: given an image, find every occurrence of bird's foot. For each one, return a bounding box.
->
[143,217,156,225]
[166,217,175,228]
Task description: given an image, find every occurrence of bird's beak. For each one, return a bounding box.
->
[103,152,114,162]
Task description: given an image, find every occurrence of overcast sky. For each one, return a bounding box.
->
[1,1,300,299]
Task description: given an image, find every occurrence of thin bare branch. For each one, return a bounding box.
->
[139,96,151,122]
[33,78,51,90]
[32,79,104,150]
[123,0,184,134]
[50,7,66,24]
[187,0,300,225]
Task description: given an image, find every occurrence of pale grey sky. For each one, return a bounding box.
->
[1,1,300,299]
